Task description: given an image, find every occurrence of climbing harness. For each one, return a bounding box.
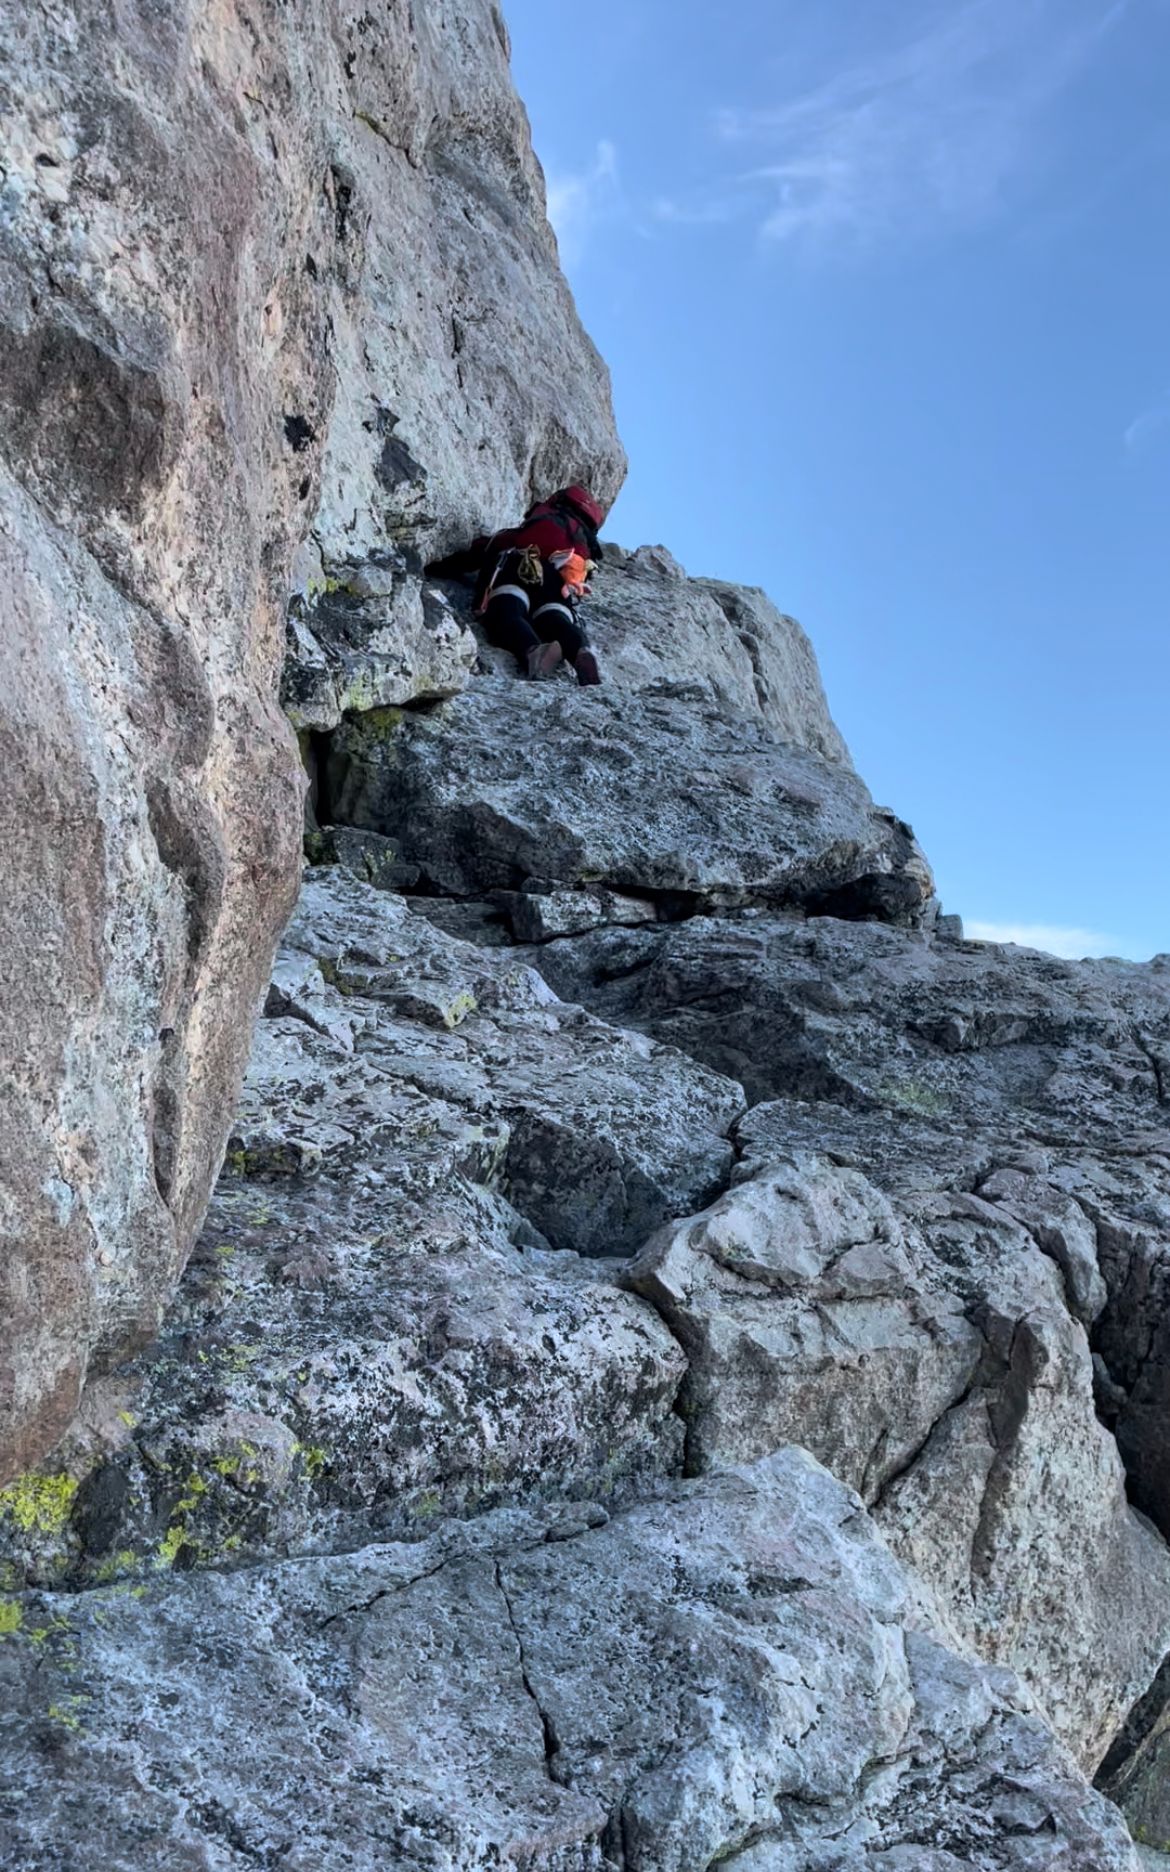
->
[478,543,544,615]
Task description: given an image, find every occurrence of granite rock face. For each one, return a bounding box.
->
[623,1150,1170,1771]
[530,911,1170,1774]
[531,541,854,759]
[266,458,1166,1834]
[324,681,933,919]
[0,1452,1142,1872]
[529,912,1170,1123]
[0,0,623,1481]
[0,4,314,1479]
[4,0,1168,1861]
[311,668,1170,1784]
[0,868,739,1588]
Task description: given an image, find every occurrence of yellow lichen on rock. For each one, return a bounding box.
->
[0,1473,79,1538]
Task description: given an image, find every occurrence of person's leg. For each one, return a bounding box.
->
[484,590,539,670]
[532,570,600,685]
[573,644,601,686]
[533,604,586,660]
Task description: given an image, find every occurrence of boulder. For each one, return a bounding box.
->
[0,1451,1140,1871]
[323,684,933,918]
[624,1157,981,1494]
[624,1151,1170,1771]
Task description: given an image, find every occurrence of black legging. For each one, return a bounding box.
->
[483,555,588,667]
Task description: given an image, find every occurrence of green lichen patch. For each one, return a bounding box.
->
[350,705,405,751]
[93,1550,141,1585]
[291,1442,329,1482]
[156,1523,188,1567]
[156,1470,211,1570]
[0,1597,23,1636]
[875,1075,949,1117]
[0,1472,79,1538]
[46,1694,89,1733]
[444,990,478,1030]
[212,1442,262,1487]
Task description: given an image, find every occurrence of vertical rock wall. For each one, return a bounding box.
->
[0,0,623,1482]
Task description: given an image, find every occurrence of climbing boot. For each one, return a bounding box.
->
[575,649,602,687]
[526,641,563,681]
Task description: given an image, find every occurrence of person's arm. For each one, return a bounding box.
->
[424,534,491,579]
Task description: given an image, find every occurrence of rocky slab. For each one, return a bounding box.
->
[0,1452,1141,1871]
[531,912,1170,1130]
[324,684,933,918]
[0,868,741,1586]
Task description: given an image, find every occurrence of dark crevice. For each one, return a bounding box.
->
[150,1029,181,1204]
[520,916,655,949]
[495,1560,558,1782]
[1085,1215,1170,1535]
[1132,1026,1168,1106]
[970,1317,1043,1581]
[353,112,412,162]
[804,870,929,926]
[319,1546,470,1631]
[307,731,334,826]
[661,1360,700,1480]
[869,1349,992,1518]
[604,1805,634,1872]
[336,688,450,727]
[328,163,354,243]
[1096,1652,1170,1799]
[145,775,223,968]
[283,413,316,453]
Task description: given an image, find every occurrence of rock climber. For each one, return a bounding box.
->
[428,485,607,685]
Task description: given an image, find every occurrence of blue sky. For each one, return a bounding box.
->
[505,0,1170,960]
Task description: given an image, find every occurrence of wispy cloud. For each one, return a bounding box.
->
[1124,393,1170,452]
[965,920,1136,959]
[545,140,620,268]
[657,0,1131,250]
